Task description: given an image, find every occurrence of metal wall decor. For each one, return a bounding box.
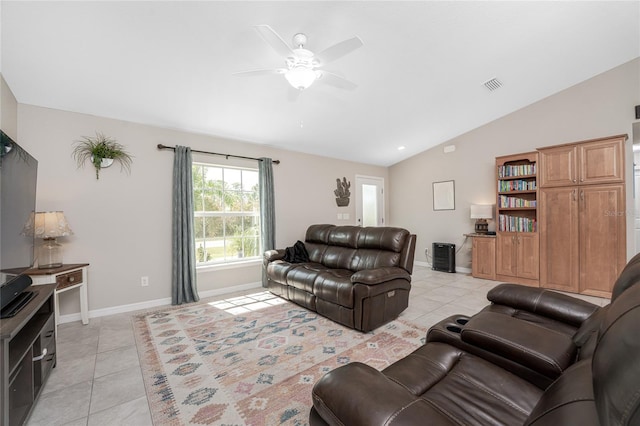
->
[334,177,351,206]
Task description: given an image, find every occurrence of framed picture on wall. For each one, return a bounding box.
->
[433,180,455,211]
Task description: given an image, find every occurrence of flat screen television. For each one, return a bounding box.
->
[0,130,38,317]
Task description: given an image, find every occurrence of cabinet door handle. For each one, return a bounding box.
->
[68,276,75,283]
[33,348,47,361]
[572,189,576,201]
[580,191,584,201]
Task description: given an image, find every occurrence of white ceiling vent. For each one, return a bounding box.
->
[483,77,503,91]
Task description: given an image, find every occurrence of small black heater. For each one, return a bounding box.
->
[432,242,455,273]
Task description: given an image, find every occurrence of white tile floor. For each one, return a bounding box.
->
[26,266,610,425]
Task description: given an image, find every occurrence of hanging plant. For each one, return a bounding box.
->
[72,132,133,179]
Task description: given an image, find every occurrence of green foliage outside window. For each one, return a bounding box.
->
[193,163,261,264]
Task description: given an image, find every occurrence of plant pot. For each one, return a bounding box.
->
[91,155,114,168]
[336,197,350,207]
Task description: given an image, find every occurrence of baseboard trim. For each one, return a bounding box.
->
[413,260,470,274]
[57,281,263,324]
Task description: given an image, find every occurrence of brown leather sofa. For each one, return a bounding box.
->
[426,254,640,388]
[263,224,416,332]
[311,280,640,425]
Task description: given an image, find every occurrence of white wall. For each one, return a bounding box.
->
[1,74,18,139]
[389,58,640,269]
[12,58,640,317]
[17,105,388,315]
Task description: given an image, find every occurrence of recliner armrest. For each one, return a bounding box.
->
[462,311,577,379]
[351,267,411,285]
[312,362,417,426]
[263,249,286,263]
[488,283,599,327]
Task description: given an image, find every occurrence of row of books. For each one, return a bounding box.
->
[498,195,537,208]
[498,180,537,192]
[498,163,536,177]
[498,214,537,232]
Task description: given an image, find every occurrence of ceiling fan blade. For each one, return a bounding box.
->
[316,37,363,65]
[254,25,294,57]
[319,71,358,91]
[232,68,285,77]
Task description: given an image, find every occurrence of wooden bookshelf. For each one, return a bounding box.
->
[495,152,539,286]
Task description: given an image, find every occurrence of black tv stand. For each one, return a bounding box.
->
[0,291,37,319]
[0,283,56,426]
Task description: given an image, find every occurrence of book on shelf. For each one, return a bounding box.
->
[498,195,537,208]
[498,180,537,192]
[498,214,537,232]
[497,163,537,178]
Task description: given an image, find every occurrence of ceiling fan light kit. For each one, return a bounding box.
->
[285,67,320,90]
[235,25,363,93]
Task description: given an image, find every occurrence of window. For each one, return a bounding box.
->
[192,163,261,265]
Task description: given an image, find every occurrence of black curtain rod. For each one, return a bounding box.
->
[157,144,280,164]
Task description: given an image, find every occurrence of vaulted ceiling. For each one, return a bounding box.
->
[2,1,639,166]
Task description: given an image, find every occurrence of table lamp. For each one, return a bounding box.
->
[470,204,493,234]
[24,211,74,268]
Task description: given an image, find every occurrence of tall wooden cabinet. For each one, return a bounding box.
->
[495,152,539,286]
[539,135,627,298]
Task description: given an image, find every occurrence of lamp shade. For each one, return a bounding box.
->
[470,204,494,220]
[23,211,74,238]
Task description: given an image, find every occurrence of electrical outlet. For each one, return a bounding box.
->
[141,276,149,287]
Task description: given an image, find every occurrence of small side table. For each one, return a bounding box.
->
[22,263,90,334]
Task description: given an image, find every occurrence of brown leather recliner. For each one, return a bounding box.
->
[310,280,640,425]
[263,224,417,332]
[425,254,640,388]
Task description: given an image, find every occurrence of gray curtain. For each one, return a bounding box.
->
[172,146,199,305]
[259,157,276,287]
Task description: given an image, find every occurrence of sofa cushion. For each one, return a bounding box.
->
[305,242,328,264]
[286,263,331,293]
[312,342,543,426]
[321,246,356,270]
[480,304,579,337]
[461,311,577,379]
[266,260,296,283]
[486,284,599,327]
[305,224,335,244]
[314,269,354,308]
[357,226,409,253]
[524,360,599,426]
[350,249,402,271]
[327,226,361,248]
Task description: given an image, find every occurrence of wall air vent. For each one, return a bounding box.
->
[483,77,503,91]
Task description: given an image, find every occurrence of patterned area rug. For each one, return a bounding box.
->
[133,291,427,425]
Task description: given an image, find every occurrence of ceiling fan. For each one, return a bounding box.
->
[234,25,363,91]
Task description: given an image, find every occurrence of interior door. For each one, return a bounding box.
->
[355,176,384,227]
